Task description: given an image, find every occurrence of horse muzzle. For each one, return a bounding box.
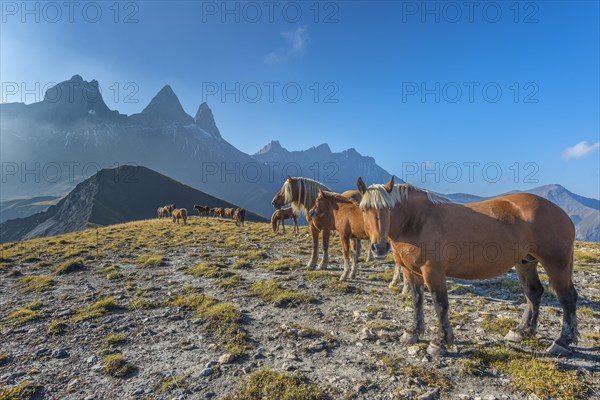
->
[370,242,390,258]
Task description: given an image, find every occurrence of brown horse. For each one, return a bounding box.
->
[271,208,299,233]
[272,177,331,268]
[172,208,188,225]
[194,205,210,217]
[233,208,246,226]
[224,208,235,219]
[357,176,578,356]
[211,207,224,218]
[157,207,169,219]
[309,190,373,281]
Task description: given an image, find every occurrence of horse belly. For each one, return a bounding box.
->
[443,242,525,280]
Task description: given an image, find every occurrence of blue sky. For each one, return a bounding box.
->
[1,1,599,198]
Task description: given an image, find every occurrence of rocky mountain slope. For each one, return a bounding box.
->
[0,166,266,243]
[0,219,598,399]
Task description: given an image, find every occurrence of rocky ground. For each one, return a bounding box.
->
[0,217,598,399]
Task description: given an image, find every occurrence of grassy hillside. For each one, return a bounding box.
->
[0,217,598,399]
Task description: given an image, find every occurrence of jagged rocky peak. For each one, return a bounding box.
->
[138,85,193,125]
[42,75,113,119]
[194,102,221,138]
[310,143,332,154]
[256,140,286,155]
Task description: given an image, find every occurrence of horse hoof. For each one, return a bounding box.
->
[504,330,523,343]
[546,341,572,356]
[401,331,418,344]
[426,343,447,357]
[317,264,328,271]
[339,275,347,282]
[388,282,398,289]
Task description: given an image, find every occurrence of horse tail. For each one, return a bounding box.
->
[271,211,278,232]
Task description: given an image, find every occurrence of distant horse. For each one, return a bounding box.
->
[166,204,175,214]
[271,208,299,233]
[172,208,188,225]
[309,190,387,282]
[358,176,578,356]
[211,208,224,218]
[233,208,246,226]
[224,208,235,219]
[157,207,170,219]
[272,177,332,268]
[194,205,210,217]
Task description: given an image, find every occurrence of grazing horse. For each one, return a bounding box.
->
[357,176,578,356]
[211,208,224,218]
[172,208,188,225]
[272,177,331,268]
[271,208,299,233]
[194,205,210,217]
[233,208,246,226]
[224,208,235,219]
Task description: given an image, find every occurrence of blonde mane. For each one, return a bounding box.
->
[283,177,330,213]
[360,183,450,210]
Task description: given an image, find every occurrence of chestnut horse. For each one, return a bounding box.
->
[157,207,169,219]
[211,207,224,218]
[233,208,246,226]
[357,177,577,356]
[309,190,379,281]
[194,205,210,217]
[271,208,299,233]
[272,177,332,268]
[224,208,235,219]
[172,208,188,225]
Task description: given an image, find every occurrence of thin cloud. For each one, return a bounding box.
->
[562,140,600,159]
[265,27,309,64]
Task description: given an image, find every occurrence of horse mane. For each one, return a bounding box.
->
[322,191,358,205]
[284,177,330,213]
[360,183,451,210]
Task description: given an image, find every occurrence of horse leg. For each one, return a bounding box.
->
[307,224,319,269]
[365,240,373,262]
[505,258,544,342]
[423,266,453,356]
[317,229,330,270]
[401,267,425,345]
[282,219,285,234]
[542,260,578,355]
[350,238,359,279]
[340,236,350,281]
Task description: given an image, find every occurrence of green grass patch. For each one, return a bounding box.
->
[482,315,515,336]
[104,333,127,346]
[101,353,135,378]
[264,258,303,272]
[73,296,121,322]
[403,365,452,389]
[186,262,234,278]
[159,376,186,393]
[4,307,40,326]
[216,274,243,289]
[171,293,248,356]
[54,257,86,274]
[250,279,316,307]
[135,252,165,268]
[47,319,68,335]
[15,275,56,293]
[0,380,42,400]
[223,368,326,400]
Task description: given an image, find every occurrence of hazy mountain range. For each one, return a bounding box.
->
[0,75,598,242]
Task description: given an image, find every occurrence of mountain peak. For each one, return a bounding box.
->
[256,140,286,155]
[138,85,193,125]
[41,75,114,122]
[194,102,221,138]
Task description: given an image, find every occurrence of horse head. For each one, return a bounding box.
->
[358,176,394,258]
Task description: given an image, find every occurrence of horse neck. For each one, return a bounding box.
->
[390,193,434,239]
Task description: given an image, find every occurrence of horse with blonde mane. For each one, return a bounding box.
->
[357,176,577,356]
[233,208,245,226]
[271,207,299,233]
[157,207,169,219]
[272,177,332,268]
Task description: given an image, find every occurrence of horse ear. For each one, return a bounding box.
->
[357,177,367,194]
[287,176,293,182]
[384,176,395,193]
